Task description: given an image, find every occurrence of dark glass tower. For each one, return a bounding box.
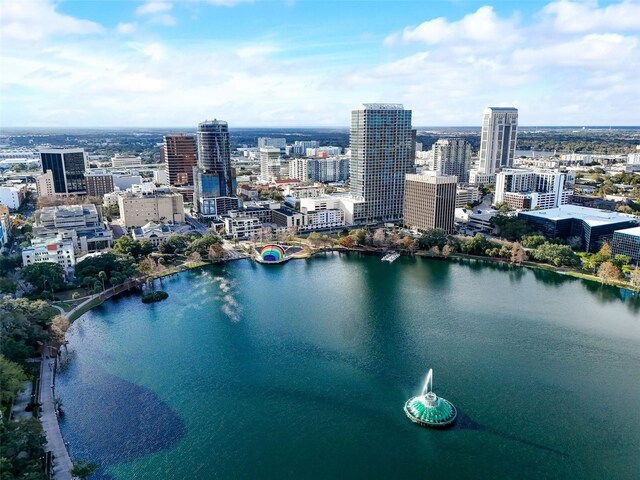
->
[39,148,87,194]
[194,120,237,217]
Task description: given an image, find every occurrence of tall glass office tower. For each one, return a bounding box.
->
[194,120,237,217]
[349,104,414,223]
[478,107,518,175]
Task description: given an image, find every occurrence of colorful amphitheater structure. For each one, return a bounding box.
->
[256,244,287,264]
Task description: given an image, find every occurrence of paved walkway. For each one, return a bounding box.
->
[39,351,73,480]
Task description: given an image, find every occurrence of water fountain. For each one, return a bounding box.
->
[404,369,457,428]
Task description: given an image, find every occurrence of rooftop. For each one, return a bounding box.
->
[520,205,637,227]
[614,226,640,238]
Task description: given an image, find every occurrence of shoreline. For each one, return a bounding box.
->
[60,245,637,323]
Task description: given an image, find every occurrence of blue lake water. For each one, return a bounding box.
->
[57,253,640,479]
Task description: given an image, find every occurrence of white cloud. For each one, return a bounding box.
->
[115,22,137,35]
[1,0,639,127]
[204,0,254,6]
[385,6,520,47]
[540,0,640,33]
[136,1,172,16]
[0,0,104,43]
[136,1,175,25]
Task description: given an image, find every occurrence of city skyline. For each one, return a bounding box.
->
[1,0,639,128]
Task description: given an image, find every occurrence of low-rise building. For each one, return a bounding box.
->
[456,185,481,208]
[34,204,113,253]
[131,222,191,247]
[519,205,638,252]
[22,238,76,270]
[495,169,570,210]
[112,155,142,168]
[611,226,640,265]
[224,216,262,239]
[118,191,185,228]
[0,183,28,210]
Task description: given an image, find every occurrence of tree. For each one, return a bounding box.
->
[460,234,493,255]
[74,253,136,288]
[442,244,454,256]
[186,234,222,257]
[630,268,640,293]
[611,254,631,269]
[530,242,580,266]
[137,257,158,275]
[187,251,202,263]
[598,241,612,258]
[158,234,192,254]
[307,232,321,248]
[112,237,152,260]
[0,355,27,411]
[0,298,53,363]
[510,242,528,265]
[0,276,17,294]
[338,236,356,248]
[490,215,532,241]
[0,418,47,480]
[50,315,70,348]
[520,234,546,248]
[417,228,448,250]
[22,262,65,292]
[71,460,98,480]
[207,244,225,261]
[373,229,386,247]
[597,261,621,285]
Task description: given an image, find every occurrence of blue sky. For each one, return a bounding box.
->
[1,0,639,127]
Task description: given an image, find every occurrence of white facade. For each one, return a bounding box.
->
[22,239,76,269]
[153,169,169,185]
[469,169,495,185]
[628,153,640,164]
[478,107,518,175]
[495,169,570,210]
[113,174,143,191]
[289,158,310,181]
[0,184,27,210]
[224,216,262,239]
[112,155,142,168]
[36,170,56,197]
[260,147,281,182]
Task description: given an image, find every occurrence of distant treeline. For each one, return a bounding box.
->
[3,127,639,156]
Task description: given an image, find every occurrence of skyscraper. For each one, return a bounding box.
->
[164,134,197,186]
[478,107,518,175]
[432,138,471,183]
[38,148,88,195]
[260,147,281,182]
[194,120,237,217]
[404,172,457,232]
[349,103,414,223]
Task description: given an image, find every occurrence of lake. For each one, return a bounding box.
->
[57,253,640,479]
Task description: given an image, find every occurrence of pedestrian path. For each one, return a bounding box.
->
[39,352,73,480]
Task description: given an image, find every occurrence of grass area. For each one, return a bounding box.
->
[53,299,84,312]
[68,297,105,322]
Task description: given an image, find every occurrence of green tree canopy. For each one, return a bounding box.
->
[112,237,152,260]
[22,262,65,292]
[0,297,53,363]
[0,418,47,480]
[74,253,137,288]
[417,228,448,250]
[490,215,533,242]
[158,234,193,254]
[530,242,580,266]
[185,234,222,257]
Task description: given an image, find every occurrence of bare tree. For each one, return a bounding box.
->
[50,315,70,348]
[510,242,528,266]
[597,261,620,285]
[629,267,640,292]
[373,228,386,247]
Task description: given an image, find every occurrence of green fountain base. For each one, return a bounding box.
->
[404,392,457,428]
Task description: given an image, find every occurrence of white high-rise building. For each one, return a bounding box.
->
[289,158,310,181]
[495,169,570,210]
[478,107,518,175]
[432,138,471,183]
[349,103,414,223]
[260,147,281,182]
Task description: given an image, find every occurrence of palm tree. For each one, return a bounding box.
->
[98,271,107,292]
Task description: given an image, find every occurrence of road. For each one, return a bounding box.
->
[185,212,208,234]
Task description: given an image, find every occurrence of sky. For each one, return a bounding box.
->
[0,0,639,127]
